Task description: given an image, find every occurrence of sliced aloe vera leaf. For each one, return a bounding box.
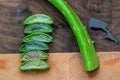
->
[20,58,50,71]
[20,50,48,61]
[24,14,54,25]
[20,41,49,52]
[22,32,53,43]
[24,23,53,34]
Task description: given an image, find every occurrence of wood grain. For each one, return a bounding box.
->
[0,0,120,53]
[0,52,119,80]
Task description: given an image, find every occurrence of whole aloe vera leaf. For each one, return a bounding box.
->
[24,14,54,25]
[22,32,53,43]
[20,58,50,71]
[48,0,99,71]
[24,23,53,34]
[20,50,48,61]
[20,41,49,52]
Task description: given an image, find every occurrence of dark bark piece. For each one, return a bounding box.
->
[88,18,108,31]
[104,32,119,44]
[88,17,119,44]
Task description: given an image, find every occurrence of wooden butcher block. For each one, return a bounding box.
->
[0,52,119,80]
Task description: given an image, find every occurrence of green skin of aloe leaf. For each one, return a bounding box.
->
[48,0,99,71]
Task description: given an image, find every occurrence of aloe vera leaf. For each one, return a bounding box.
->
[20,58,50,71]
[20,50,48,61]
[24,23,53,34]
[24,14,54,25]
[22,32,53,43]
[48,0,99,71]
[20,41,49,52]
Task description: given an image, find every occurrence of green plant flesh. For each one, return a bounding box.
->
[20,14,54,71]
[24,14,54,25]
[20,58,50,71]
[20,41,49,52]
[22,32,53,43]
[48,0,99,71]
[24,23,53,34]
[20,50,48,61]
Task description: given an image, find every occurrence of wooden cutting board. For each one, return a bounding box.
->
[0,52,120,80]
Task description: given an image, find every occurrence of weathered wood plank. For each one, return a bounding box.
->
[0,0,120,53]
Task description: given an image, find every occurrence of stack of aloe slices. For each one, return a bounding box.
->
[19,14,54,71]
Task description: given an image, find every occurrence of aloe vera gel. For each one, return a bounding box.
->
[19,14,54,71]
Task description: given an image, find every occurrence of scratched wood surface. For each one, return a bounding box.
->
[0,0,120,53]
[0,52,119,80]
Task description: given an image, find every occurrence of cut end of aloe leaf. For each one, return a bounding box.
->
[20,41,49,52]
[20,50,48,61]
[83,52,99,71]
[20,58,50,71]
[24,14,54,25]
[85,62,99,71]
[24,23,53,34]
[22,32,53,43]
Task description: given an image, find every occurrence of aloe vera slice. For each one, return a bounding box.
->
[20,58,50,71]
[24,23,53,34]
[24,14,54,25]
[20,41,49,52]
[20,50,48,61]
[22,32,53,43]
